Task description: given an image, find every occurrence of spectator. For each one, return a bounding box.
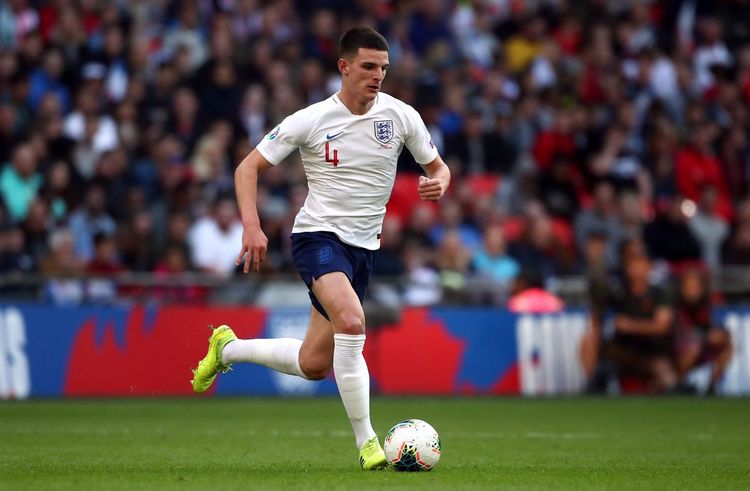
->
[153,243,207,304]
[0,224,34,273]
[693,16,732,93]
[574,180,622,268]
[443,109,511,175]
[617,191,644,243]
[196,59,243,124]
[21,197,50,260]
[538,154,580,221]
[688,185,730,272]
[435,229,472,303]
[40,160,75,222]
[86,232,124,275]
[239,84,268,146]
[429,198,481,251]
[165,86,201,150]
[94,25,130,103]
[373,216,406,278]
[402,202,435,248]
[187,195,243,277]
[39,227,84,277]
[0,142,42,222]
[604,253,677,393]
[85,231,124,302]
[504,15,546,74]
[589,124,644,193]
[408,0,453,57]
[723,201,750,265]
[40,226,85,304]
[674,266,732,394]
[27,47,69,112]
[68,182,117,261]
[532,110,576,172]
[472,224,519,291]
[401,240,440,306]
[644,194,701,264]
[144,60,180,128]
[674,121,733,221]
[190,119,233,186]
[580,230,612,391]
[507,268,564,314]
[160,1,207,74]
[63,85,119,174]
[119,209,157,272]
[719,125,748,201]
[510,207,572,279]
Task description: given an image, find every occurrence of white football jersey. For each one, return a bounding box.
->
[256,92,438,250]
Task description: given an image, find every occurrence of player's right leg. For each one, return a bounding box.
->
[310,272,387,470]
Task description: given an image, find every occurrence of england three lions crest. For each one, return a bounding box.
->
[374,120,394,143]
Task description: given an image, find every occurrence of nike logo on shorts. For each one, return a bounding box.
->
[326,131,344,140]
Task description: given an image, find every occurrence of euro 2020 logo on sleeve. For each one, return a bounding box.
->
[374,120,394,143]
[267,125,280,140]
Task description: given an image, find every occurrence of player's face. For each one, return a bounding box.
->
[341,48,389,102]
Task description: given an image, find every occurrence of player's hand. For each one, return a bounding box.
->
[236,225,268,273]
[418,175,447,201]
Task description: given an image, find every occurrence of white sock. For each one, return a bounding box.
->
[333,333,376,448]
[221,338,306,378]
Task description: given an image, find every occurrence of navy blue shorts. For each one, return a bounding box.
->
[290,231,374,320]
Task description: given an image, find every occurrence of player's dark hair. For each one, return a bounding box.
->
[339,27,389,58]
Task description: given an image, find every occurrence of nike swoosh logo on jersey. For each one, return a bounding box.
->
[326,131,344,140]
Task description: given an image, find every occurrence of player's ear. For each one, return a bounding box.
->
[338,58,348,76]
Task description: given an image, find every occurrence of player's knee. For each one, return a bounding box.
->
[332,312,365,335]
[303,366,330,381]
[299,357,331,381]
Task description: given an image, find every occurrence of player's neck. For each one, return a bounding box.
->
[336,89,376,115]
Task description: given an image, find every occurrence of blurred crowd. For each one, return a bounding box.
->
[0,0,749,313]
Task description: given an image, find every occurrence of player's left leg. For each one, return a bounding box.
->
[191,300,336,392]
[191,324,310,393]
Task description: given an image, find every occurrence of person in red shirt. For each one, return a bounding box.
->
[85,232,124,275]
[531,110,576,171]
[674,122,733,221]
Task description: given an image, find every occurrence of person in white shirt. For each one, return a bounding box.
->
[190,27,451,469]
[187,196,244,277]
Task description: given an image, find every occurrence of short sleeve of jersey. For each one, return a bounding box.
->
[403,105,438,165]
[255,110,312,165]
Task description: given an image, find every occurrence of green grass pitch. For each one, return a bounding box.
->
[1,397,748,490]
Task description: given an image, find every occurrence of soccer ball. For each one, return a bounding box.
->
[383,419,441,471]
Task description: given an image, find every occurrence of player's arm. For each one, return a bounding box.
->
[614,307,673,336]
[418,156,451,201]
[234,149,273,273]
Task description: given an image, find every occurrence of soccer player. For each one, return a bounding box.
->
[190,27,451,470]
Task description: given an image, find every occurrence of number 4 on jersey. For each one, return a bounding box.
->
[325,142,339,167]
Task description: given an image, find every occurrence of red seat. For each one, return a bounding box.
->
[551,218,575,250]
[464,173,500,198]
[387,173,425,223]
